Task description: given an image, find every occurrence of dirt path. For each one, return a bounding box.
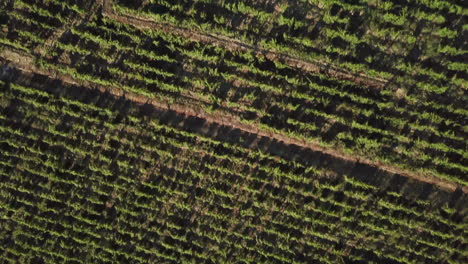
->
[101,0,388,90]
[1,48,464,194]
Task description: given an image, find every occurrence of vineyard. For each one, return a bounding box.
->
[0,0,467,263]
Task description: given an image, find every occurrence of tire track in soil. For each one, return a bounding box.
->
[1,48,465,194]
[101,0,388,90]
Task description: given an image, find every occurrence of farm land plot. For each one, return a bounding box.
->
[1,0,467,185]
[0,73,466,263]
[0,0,467,263]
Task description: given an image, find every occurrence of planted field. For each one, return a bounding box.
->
[0,0,467,263]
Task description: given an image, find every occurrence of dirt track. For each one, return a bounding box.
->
[1,48,464,194]
[101,0,388,90]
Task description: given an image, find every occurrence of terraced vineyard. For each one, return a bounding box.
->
[0,0,467,263]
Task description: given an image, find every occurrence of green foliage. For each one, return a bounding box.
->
[0,0,466,262]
